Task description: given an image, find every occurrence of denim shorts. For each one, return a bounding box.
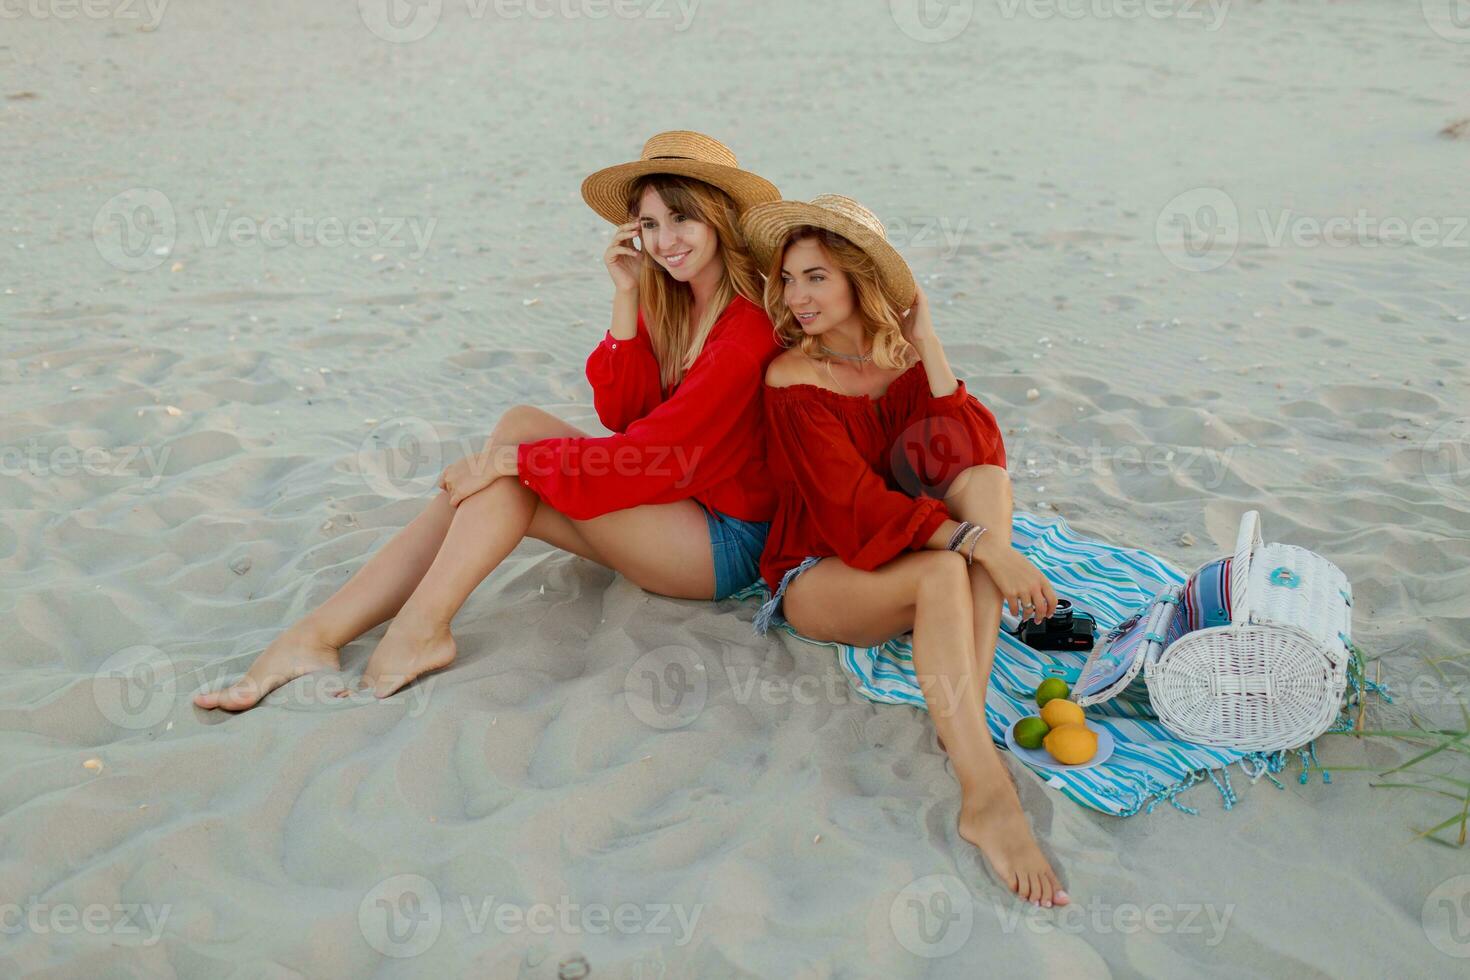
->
[752,554,823,636]
[700,502,770,601]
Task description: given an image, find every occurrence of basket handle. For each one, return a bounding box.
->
[1230,510,1262,624]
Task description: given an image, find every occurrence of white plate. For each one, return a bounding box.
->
[1003,719,1115,772]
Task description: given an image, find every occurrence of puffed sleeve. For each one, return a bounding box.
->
[891,379,1007,498]
[765,390,951,571]
[517,336,765,520]
[584,309,663,434]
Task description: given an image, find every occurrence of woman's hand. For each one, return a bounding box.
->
[604,220,642,294]
[977,542,1058,625]
[439,446,517,507]
[900,284,939,349]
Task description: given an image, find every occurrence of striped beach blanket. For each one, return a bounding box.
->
[733,512,1343,817]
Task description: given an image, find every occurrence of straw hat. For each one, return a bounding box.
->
[741,194,917,309]
[580,131,780,224]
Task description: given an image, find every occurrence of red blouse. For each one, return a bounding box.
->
[759,360,1007,589]
[517,294,782,522]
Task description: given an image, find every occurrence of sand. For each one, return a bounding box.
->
[3,0,1469,976]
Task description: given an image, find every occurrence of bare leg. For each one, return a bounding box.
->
[192,492,459,710]
[941,464,1067,905]
[347,475,537,698]
[782,550,1068,907]
[196,404,707,711]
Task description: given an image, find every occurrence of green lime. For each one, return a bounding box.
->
[1034,678,1071,708]
[1013,716,1050,750]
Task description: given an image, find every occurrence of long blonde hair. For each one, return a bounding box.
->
[762,228,913,371]
[627,175,763,388]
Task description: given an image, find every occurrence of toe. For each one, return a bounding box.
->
[1038,874,1054,908]
[220,682,262,709]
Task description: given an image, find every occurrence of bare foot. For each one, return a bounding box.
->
[959,784,1070,908]
[194,625,340,711]
[339,611,456,700]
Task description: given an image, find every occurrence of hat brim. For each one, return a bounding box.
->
[581,160,781,225]
[741,201,918,311]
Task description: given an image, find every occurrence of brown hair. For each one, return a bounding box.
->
[761,227,913,371]
[627,175,763,388]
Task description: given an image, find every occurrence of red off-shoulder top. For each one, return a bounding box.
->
[759,359,1007,589]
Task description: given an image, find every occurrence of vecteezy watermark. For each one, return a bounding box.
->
[92,188,437,271]
[1,440,171,488]
[356,417,704,501]
[623,646,708,730]
[193,208,435,259]
[1401,661,1470,710]
[889,0,975,43]
[890,874,974,958]
[357,875,702,958]
[623,646,983,728]
[1423,874,1470,958]
[995,896,1235,945]
[994,0,1230,30]
[1422,0,1470,43]
[0,0,169,27]
[358,417,446,500]
[1256,210,1470,250]
[357,0,699,43]
[1421,417,1470,502]
[193,660,439,716]
[93,188,177,273]
[1155,187,1240,273]
[93,645,180,731]
[519,442,703,488]
[884,216,970,260]
[0,899,170,945]
[890,415,982,498]
[1008,435,1239,491]
[1157,187,1469,272]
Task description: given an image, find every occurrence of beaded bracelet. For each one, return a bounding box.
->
[964,524,989,564]
[946,521,974,552]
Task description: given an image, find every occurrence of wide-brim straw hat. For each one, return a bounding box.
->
[741,194,917,310]
[581,131,780,224]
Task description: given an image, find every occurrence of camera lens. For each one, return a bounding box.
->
[1050,598,1072,625]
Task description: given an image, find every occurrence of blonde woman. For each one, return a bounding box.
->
[742,196,1069,908]
[196,132,782,710]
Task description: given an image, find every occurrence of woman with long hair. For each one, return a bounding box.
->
[195,132,783,710]
[742,195,1069,908]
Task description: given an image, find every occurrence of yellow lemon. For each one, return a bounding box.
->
[1039,698,1085,729]
[1043,723,1098,765]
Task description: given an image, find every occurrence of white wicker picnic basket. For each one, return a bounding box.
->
[1075,511,1354,752]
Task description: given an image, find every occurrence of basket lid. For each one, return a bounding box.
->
[1074,586,1184,707]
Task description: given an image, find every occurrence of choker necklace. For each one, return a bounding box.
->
[818,342,873,364]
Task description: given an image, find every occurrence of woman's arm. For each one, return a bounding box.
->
[588,221,663,432]
[901,286,959,398]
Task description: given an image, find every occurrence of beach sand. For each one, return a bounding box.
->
[3,1,1469,975]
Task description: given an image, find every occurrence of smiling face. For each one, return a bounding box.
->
[636,185,720,286]
[779,235,857,337]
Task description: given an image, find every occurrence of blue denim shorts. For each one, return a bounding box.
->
[700,503,770,601]
[752,554,823,635]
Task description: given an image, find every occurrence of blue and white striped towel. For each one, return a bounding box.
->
[733,511,1341,817]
